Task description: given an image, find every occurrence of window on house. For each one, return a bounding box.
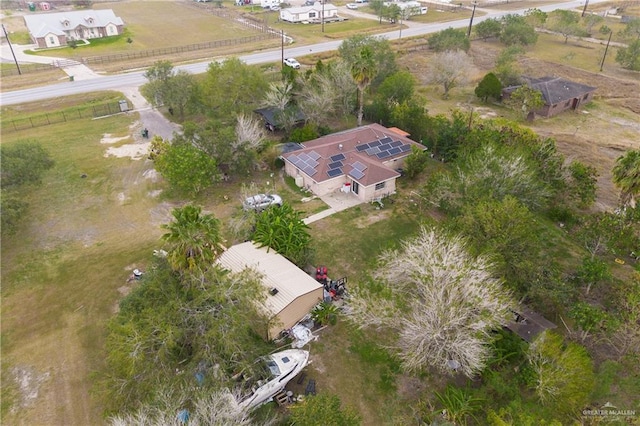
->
[375,182,386,191]
[49,37,55,44]
[309,12,316,18]
[109,27,114,34]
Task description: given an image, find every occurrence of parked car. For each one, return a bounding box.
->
[283,57,301,69]
[243,194,283,211]
[237,349,309,411]
[354,0,368,3]
[346,3,358,9]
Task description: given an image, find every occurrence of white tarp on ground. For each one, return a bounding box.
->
[291,323,317,348]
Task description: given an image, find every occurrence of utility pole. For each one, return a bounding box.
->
[2,24,22,75]
[467,1,477,38]
[582,0,590,17]
[281,29,284,72]
[322,0,325,33]
[600,30,612,72]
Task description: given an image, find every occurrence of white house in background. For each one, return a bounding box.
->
[383,1,427,17]
[216,241,323,340]
[280,3,339,23]
[23,9,124,48]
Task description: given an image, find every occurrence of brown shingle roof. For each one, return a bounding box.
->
[284,123,423,186]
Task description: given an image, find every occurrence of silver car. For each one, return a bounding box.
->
[243,194,283,211]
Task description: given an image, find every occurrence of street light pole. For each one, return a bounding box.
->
[467,1,477,38]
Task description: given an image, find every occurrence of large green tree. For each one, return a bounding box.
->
[475,72,502,102]
[199,58,269,123]
[0,141,54,188]
[475,18,502,40]
[154,142,219,195]
[162,205,224,274]
[143,60,174,106]
[500,15,538,46]
[102,262,268,414]
[615,39,640,71]
[504,85,544,119]
[252,203,312,267]
[527,331,595,418]
[0,141,54,235]
[548,10,585,44]
[428,27,470,52]
[612,149,640,207]
[452,196,546,295]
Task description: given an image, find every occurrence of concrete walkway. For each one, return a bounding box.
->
[303,189,364,224]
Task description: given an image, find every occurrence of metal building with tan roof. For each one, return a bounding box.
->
[216,241,323,340]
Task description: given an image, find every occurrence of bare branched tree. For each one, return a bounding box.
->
[298,72,338,128]
[109,388,262,426]
[347,226,513,378]
[234,114,265,151]
[427,51,474,99]
[331,61,358,117]
[262,81,293,112]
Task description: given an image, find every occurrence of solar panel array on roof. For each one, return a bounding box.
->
[327,168,342,178]
[349,169,365,180]
[352,161,367,172]
[308,151,321,160]
[288,152,319,177]
[330,153,346,162]
[354,137,414,160]
[328,161,344,170]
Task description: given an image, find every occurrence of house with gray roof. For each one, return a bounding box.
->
[282,123,425,202]
[24,9,124,48]
[503,76,597,118]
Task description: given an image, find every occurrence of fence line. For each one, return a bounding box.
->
[82,33,276,65]
[3,100,130,133]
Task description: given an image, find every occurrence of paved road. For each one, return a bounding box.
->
[0,0,607,107]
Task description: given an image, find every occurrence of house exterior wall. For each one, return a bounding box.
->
[538,91,595,118]
[284,162,346,195]
[40,33,62,48]
[280,6,338,22]
[356,177,396,202]
[268,290,323,339]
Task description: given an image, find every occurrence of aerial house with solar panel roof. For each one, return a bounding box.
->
[282,124,426,202]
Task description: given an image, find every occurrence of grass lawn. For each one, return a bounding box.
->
[1,98,166,425]
[263,13,393,44]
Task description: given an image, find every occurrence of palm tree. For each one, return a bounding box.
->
[612,149,640,208]
[350,46,376,126]
[162,205,223,274]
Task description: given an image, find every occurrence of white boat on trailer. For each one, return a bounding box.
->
[237,349,310,411]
